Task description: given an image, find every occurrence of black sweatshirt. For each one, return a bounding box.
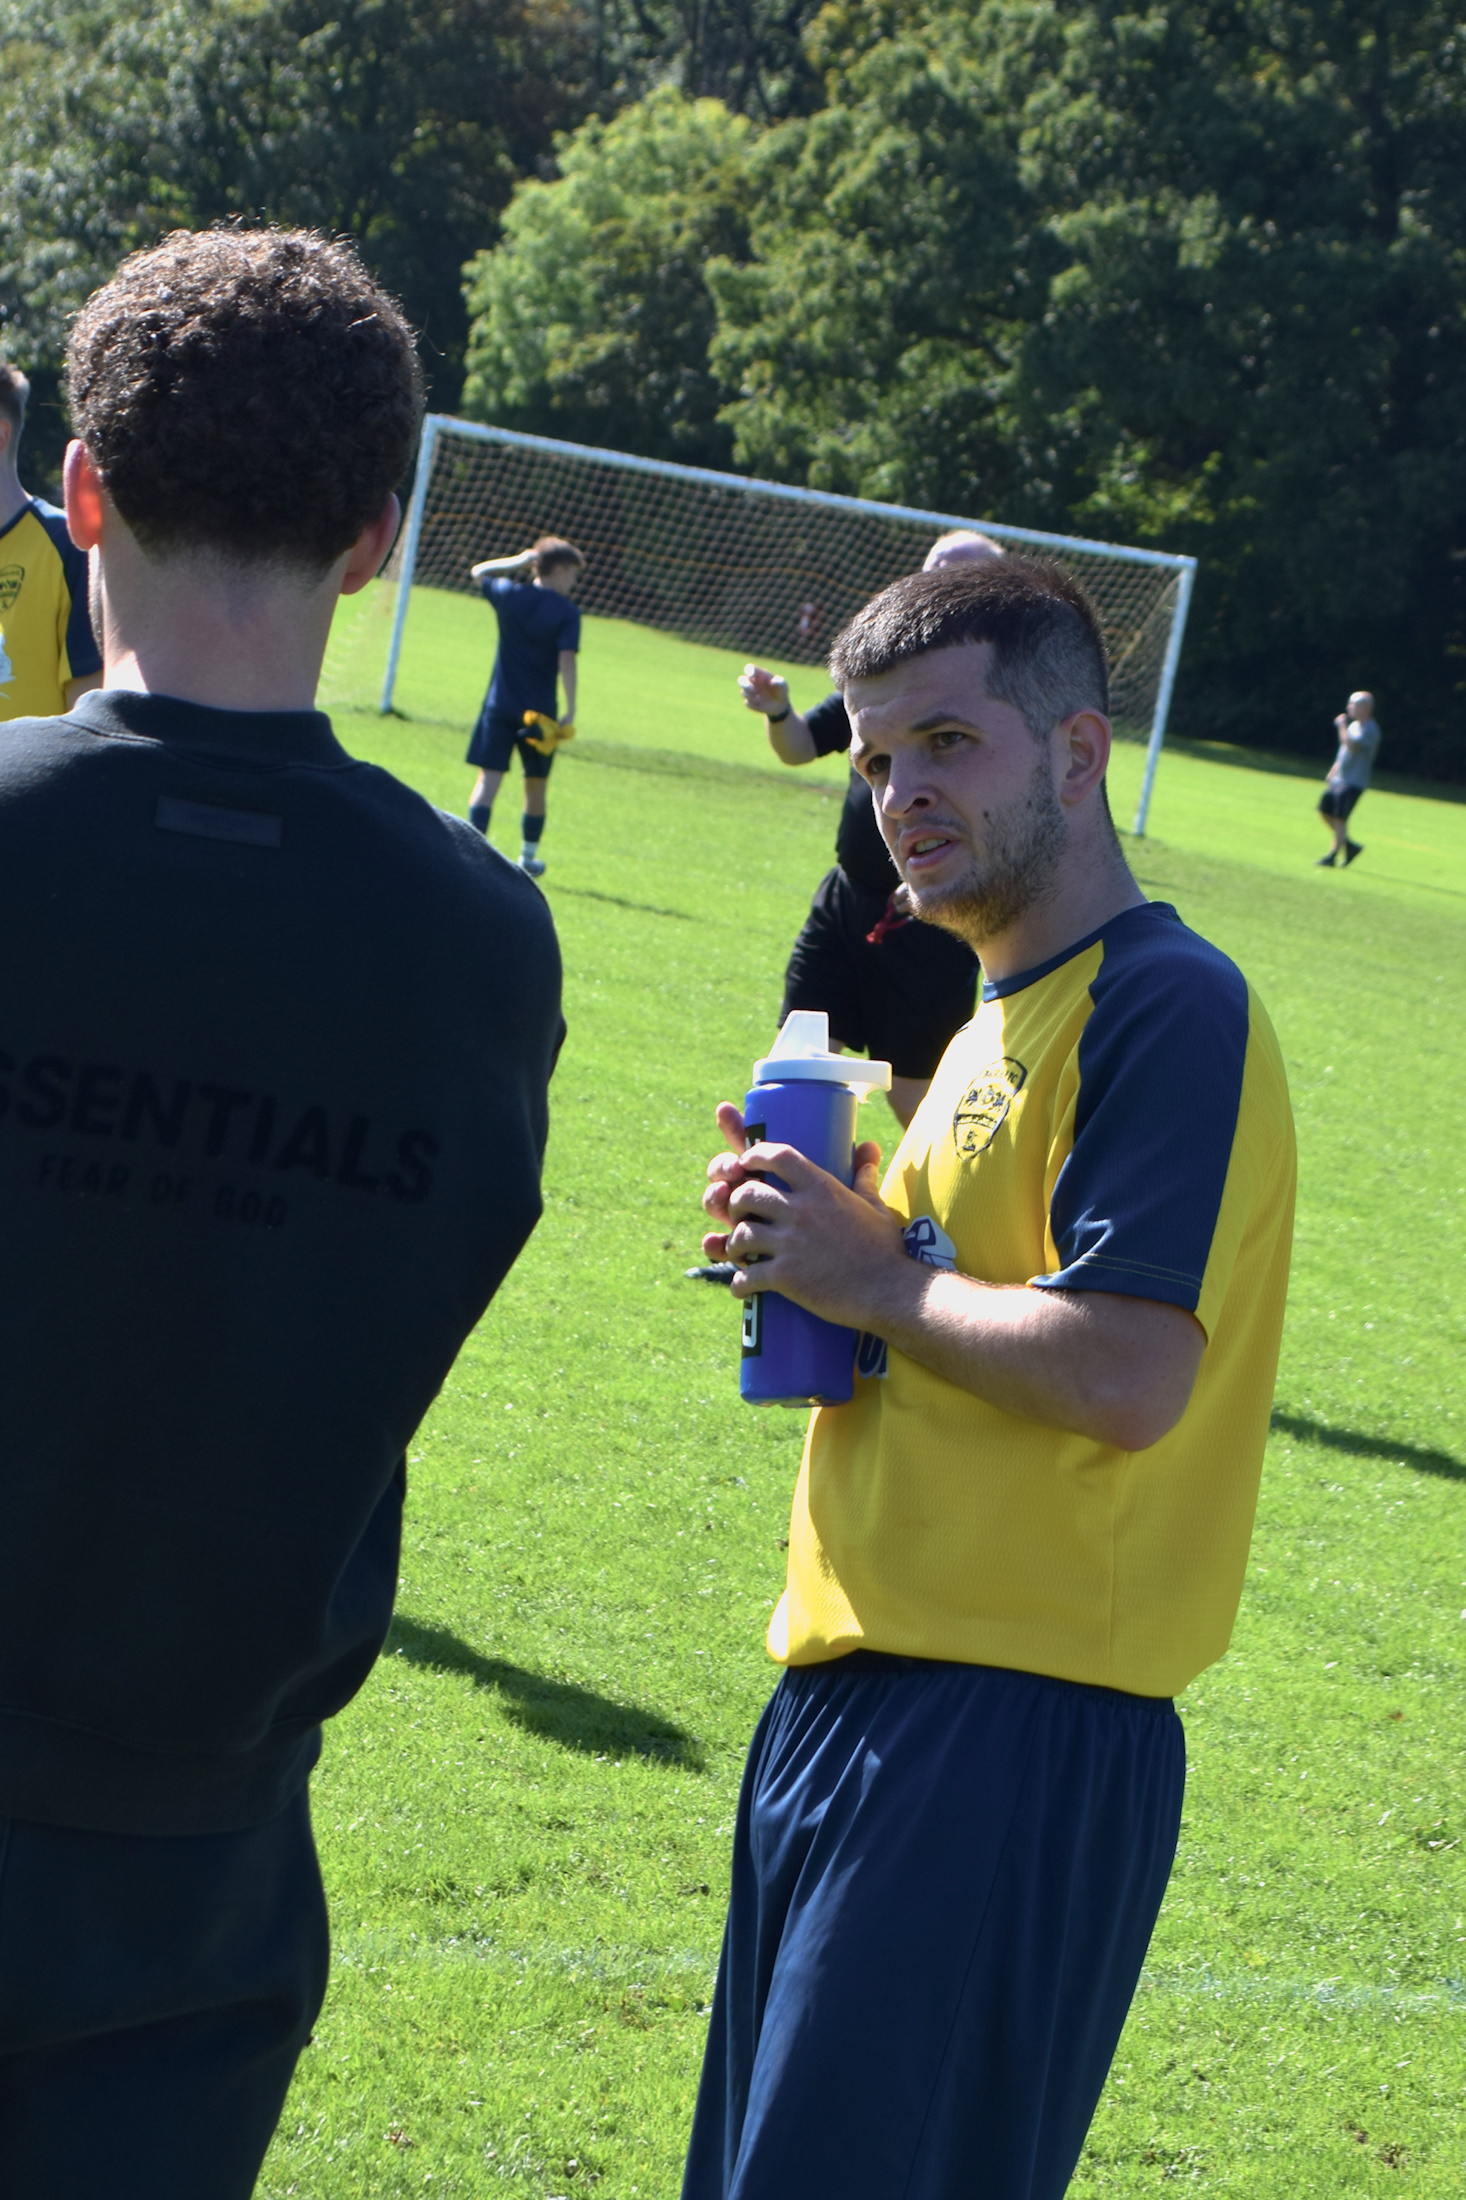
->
[0,691,562,1834]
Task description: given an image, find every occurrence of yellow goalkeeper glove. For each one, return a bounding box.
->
[522,711,576,756]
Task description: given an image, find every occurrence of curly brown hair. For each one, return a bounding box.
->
[66,228,422,570]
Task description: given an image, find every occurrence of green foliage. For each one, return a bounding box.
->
[450,0,1466,774]
[585,0,826,117]
[461,90,757,467]
[708,0,1466,775]
[0,0,590,474]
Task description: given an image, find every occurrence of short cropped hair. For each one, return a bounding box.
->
[66,228,422,571]
[829,557,1109,737]
[532,535,584,578]
[0,363,28,438]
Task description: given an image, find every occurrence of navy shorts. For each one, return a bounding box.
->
[683,1653,1185,2200]
[0,1789,328,2199]
[1318,782,1361,821]
[782,868,978,1082]
[466,704,555,780]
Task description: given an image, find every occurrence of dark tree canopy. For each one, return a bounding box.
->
[0,0,589,479]
[461,89,755,467]
[704,0,1466,774]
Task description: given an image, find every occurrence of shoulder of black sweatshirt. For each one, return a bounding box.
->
[0,691,564,1835]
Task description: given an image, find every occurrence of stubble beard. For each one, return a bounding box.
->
[903,754,1067,950]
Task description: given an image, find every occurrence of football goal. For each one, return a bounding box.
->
[380,416,1197,836]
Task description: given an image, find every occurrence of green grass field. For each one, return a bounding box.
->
[258,584,1465,2197]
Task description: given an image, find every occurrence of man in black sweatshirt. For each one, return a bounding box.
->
[0,230,562,2197]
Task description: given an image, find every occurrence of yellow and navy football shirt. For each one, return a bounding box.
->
[0,498,101,720]
[771,901,1296,1699]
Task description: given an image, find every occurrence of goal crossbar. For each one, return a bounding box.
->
[381,415,1197,834]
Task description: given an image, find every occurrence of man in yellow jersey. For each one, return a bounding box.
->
[689,557,1295,2200]
[0,365,102,718]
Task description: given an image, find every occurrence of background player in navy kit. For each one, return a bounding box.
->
[0,230,562,2198]
[738,532,1002,1128]
[0,361,102,719]
[466,535,582,874]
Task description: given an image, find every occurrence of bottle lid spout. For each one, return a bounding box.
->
[752,1010,892,1094]
[765,1009,831,1060]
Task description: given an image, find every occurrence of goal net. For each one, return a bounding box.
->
[375,416,1196,834]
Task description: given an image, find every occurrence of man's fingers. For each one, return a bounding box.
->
[715,1101,746,1156]
[740,1140,824,1188]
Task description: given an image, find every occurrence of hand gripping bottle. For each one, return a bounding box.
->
[738,1010,892,1408]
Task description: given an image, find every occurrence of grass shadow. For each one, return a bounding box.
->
[549,884,696,922]
[385,1614,707,1770]
[1269,1410,1466,1483]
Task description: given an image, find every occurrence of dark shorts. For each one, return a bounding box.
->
[782,868,978,1082]
[683,1654,1185,2200]
[466,704,555,780]
[1318,782,1362,821]
[0,1789,328,2199]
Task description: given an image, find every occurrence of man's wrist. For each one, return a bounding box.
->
[766,703,791,724]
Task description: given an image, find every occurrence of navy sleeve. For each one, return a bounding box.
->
[1034,917,1249,1313]
[804,693,850,757]
[559,600,581,652]
[34,503,101,679]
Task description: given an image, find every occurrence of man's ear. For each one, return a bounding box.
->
[1056,707,1112,809]
[340,496,401,598]
[63,441,107,551]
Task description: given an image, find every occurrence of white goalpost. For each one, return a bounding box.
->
[380,415,1197,836]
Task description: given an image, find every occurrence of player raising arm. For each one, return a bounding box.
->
[466,535,582,875]
[686,555,1296,2200]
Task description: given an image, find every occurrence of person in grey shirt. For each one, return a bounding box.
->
[1317,689,1381,867]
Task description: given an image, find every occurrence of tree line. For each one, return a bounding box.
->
[5,0,1463,775]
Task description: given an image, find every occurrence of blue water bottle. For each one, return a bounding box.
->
[738,1011,892,1408]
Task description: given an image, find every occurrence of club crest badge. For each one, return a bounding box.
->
[953,1056,1027,1157]
[0,567,21,613]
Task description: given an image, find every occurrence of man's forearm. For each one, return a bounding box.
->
[859,1260,1202,1451]
[470,549,534,579]
[767,709,817,766]
[559,653,577,720]
[713,1134,1204,1451]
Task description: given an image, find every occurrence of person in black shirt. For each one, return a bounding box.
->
[0,230,562,2199]
[738,533,1001,1127]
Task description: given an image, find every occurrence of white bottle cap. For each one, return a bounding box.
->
[752,1009,892,1094]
